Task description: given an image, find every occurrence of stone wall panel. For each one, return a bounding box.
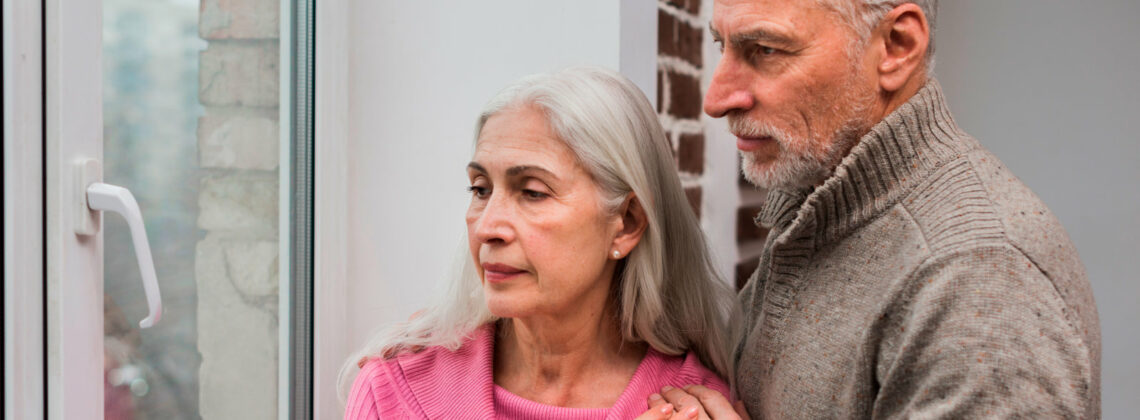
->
[198,112,280,170]
[199,42,279,107]
[195,234,278,419]
[197,173,278,237]
[200,0,280,40]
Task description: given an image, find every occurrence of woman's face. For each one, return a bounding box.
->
[466,106,621,321]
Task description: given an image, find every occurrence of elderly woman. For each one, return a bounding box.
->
[343,67,733,419]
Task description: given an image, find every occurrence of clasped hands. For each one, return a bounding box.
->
[634,385,749,420]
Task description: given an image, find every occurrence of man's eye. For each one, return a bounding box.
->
[467,186,489,198]
[714,40,725,53]
[747,45,779,64]
[753,45,777,58]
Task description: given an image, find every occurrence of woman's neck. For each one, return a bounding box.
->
[492,304,647,408]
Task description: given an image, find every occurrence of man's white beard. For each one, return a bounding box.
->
[735,73,875,191]
[735,116,866,190]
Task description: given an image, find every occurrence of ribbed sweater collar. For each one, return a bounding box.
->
[757,79,968,248]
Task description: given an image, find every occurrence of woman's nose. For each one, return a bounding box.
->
[472,195,515,245]
[704,55,756,118]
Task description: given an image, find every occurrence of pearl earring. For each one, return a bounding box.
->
[612,249,621,259]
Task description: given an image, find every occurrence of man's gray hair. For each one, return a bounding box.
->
[339,67,735,399]
[819,0,938,68]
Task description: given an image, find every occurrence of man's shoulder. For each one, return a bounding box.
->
[900,144,1080,265]
[898,141,1092,298]
[890,145,1099,367]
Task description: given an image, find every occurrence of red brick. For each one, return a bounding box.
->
[736,205,769,243]
[663,0,701,15]
[735,258,760,291]
[677,133,705,174]
[684,187,702,219]
[666,72,702,120]
[657,9,703,66]
[656,70,664,113]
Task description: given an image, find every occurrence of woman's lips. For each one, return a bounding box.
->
[736,136,775,152]
[482,263,525,283]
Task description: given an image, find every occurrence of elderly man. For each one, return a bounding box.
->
[640,0,1101,418]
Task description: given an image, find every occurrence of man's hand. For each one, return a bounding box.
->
[633,385,749,420]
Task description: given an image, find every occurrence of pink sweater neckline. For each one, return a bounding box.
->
[493,385,609,419]
[345,324,729,419]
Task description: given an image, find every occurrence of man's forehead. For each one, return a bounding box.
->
[710,0,831,34]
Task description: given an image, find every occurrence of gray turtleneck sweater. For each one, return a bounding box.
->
[735,80,1100,418]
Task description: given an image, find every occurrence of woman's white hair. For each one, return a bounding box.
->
[819,0,939,69]
[339,66,735,400]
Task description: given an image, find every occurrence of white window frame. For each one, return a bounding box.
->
[312,0,350,418]
[3,0,46,418]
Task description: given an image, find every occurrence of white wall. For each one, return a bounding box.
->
[344,0,657,354]
[935,1,1140,417]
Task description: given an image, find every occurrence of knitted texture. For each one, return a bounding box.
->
[346,324,729,419]
[735,79,1101,418]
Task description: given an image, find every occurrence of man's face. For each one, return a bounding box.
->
[706,0,879,189]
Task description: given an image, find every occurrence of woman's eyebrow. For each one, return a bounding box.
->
[468,162,561,182]
[506,165,559,181]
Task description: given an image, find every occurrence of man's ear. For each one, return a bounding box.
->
[612,193,648,258]
[874,3,930,92]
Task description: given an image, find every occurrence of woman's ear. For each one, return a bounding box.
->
[612,193,648,258]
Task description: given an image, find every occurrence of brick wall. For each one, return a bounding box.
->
[660,0,768,289]
[195,0,280,418]
[657,0,705,219]
[736,196,768,289]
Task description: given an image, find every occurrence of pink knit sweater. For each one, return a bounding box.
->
[345,324,729,419]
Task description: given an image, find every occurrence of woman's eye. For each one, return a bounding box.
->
[467,185,489,199]
[521,189,548,200]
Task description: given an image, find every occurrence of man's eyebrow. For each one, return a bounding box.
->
[467,162,487,174]
[732,29,794,47]
[709,23,796,49]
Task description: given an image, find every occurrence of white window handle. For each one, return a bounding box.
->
[74,159,163,329]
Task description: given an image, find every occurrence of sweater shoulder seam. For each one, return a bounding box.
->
[902,154,1008,254]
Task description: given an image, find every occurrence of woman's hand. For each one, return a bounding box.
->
[634,385,750,420]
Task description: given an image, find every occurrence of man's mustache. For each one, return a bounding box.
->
[727,114,789,146]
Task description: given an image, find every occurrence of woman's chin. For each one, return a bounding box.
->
[484,295,531,320]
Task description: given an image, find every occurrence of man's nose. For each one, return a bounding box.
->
[704,55,755,118]
[472,194,516,245]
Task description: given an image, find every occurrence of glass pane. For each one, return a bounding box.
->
[101,0,287,418]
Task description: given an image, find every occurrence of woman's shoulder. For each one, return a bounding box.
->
[607,348,729,417]
[347,355,415,418]
[641,348,730,396]
[348,325,496,419]
[358,324,495,382]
